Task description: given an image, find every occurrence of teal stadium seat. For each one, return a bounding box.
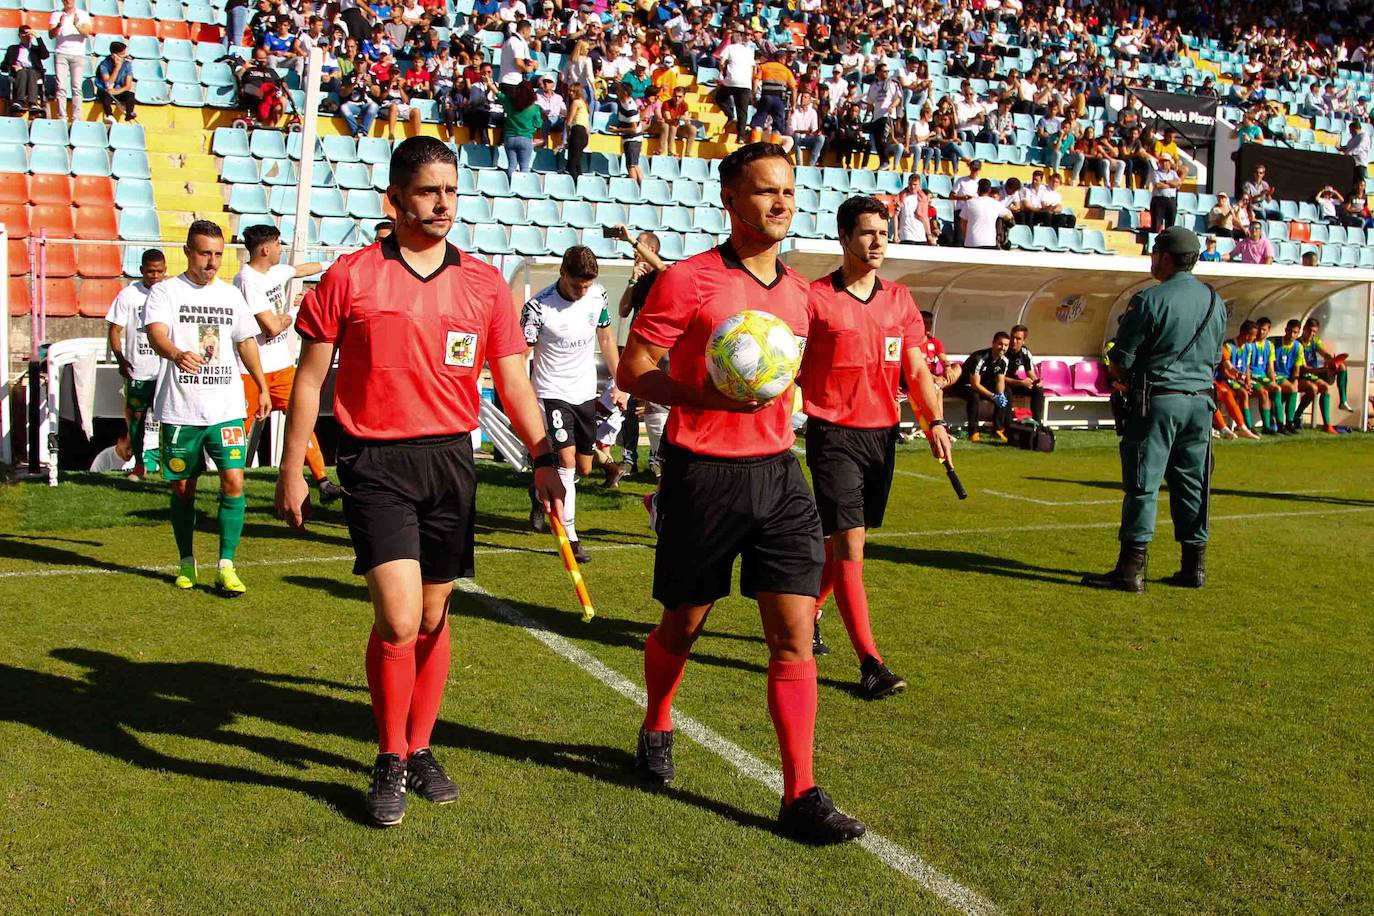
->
[319,217,357,246]
[473,224,513,255]
[171,82,206,106]
[509,172,545,199]
[491,198,528,225]
[546,226,579,255]
[561,200,596,229]
[321,135,358,162]
[511,226,549,256]
[543,172,578,200]
[527,199,563,227]
[660,206,693,233]
[594,201,628,226]
[166,60,199,83]
[346,189,384,219]
[683,233,715,257]
[29,146,69,175]
[333,162,371,190]
[609,177,644,204]
[114,179,155,209]
[457,195,494,224]
[1008,224,1040,250]
[70,148,111,177]
[573,175,610,202]
[69,121,108,149]
[250,130,288,159]
[310,187,348,217]
[118,208,162,241]
[627,204,661,232]
[477,170,513,198]
[134,80,170,105]
[220,155,259,183]
[228,184,270,214]
[670,179,703,207]
[640,178,673,206]
[693,207,726,234]
[28,119,68,147]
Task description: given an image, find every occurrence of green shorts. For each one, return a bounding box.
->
[125,378,156,412]
[1251,375,1276,388]
[143,446,162,475]
[160,420,247,481]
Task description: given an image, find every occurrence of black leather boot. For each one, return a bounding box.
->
[1163,543,1206,588]
[1082,542,1148,593]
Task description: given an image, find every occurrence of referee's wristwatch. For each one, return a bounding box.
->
[531,452,558,470]
[928,419,949,430]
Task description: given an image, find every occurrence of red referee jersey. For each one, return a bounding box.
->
[633,244,809,458]
[799,270,925,428]
[295,237,525,440]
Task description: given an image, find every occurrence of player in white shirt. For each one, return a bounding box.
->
[520,245,625,562]
[233,224,341,503]
[105,248,166,480]
[143,221,271,596]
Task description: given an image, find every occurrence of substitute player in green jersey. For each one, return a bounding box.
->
[1295,318,1344,432]
[1271,319,1306,434]
[143,221,271,594]
[1247,317,1282,434]
[105,248,166,479]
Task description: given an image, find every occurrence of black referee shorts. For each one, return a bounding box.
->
[541,398,597,456]
[335,432,477,582]
[653,443,824,608]
[804,419,898,536]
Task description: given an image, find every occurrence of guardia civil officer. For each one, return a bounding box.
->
[1083,225,1227,592]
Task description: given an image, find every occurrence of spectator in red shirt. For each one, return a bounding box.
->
[277,137,563,828]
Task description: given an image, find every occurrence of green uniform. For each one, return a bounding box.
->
[1110,270,1228,546]
[159,419,248,481]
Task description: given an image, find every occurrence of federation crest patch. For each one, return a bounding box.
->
[168,457,186,473]
[220,425,245,447]
[884,336,902,362]
[446,331,478,367]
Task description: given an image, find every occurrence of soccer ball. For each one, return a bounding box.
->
[705,310,802,403]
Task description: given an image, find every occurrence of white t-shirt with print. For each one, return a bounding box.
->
[521,280,611,404]
[142,274,259,426]
[104,281,161,381]
[233,264,296,373]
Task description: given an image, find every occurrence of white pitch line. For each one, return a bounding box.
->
[2,504,1372,581]
[453,579,1002,916]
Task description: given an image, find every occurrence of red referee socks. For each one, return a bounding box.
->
[814,538,836,619]
[407,620,451,755]
[365,628,416,757]
[833,559,881,663]
[642,628,688,732]
[767,658,817,804]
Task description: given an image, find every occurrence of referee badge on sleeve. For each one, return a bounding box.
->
[884,337,902,362]
[445,331,479,367]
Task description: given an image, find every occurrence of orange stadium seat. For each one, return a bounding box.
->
[195,23,224,44]
[159,20,192,40]
[0,173,27,206]
[28,174,73,207]
[22,11,49,30]
[74,206,118,240]
[42,242,77,278]
[0,10,22,29]
[125,18,159,37]
[7,239,29,275]
[76,244,124,278]
[73,176,115,209]
[30,205,75,238]
[38,278,79,317]
[91,15,124,35]
[8,277,31,316]
[1289,222,1311,243]
[78,278,125,318]
[0,203,31,239]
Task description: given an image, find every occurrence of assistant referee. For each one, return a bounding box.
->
[276,137,564,827]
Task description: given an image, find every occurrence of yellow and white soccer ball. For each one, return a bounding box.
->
[705,310,802,403]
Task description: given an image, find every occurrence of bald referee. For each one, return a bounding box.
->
[276,137,564,827]
[617,142,865,844]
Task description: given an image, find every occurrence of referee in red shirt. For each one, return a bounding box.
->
[799,195,953,699]
[275,137,564,827]
[617,142,865,844]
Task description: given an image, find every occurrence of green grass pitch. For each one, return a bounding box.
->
[0,431,1370,914]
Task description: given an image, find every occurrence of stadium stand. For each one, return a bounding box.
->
[0,0,1373,310]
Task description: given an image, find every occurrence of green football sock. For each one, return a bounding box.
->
[170,493,196,559]
[1319,392,1331,425]
[1242,407,1253,428]
[1284,391,1296,424]
[130,409,147,466]
[218,494,246,562]
[1337,368,1348,405]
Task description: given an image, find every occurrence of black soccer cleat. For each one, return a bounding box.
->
[570,540,591,564]
[315,477,344,505]
[528,487,548,533]
[366,753,408,827]
[858,656,907,700]
[635,727,675,784]
[405,748,461,804]
[811,620,831,656]
[778,786,867,844]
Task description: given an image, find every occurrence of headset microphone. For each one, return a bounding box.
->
[725,200,767,235]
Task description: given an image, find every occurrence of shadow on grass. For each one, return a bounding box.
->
[0,648,776,834]
[0,534,169,584]
[865,542,1082,584]
[1026,476,1374,508]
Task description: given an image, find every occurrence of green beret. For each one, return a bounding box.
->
[1154,225,1201,256]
